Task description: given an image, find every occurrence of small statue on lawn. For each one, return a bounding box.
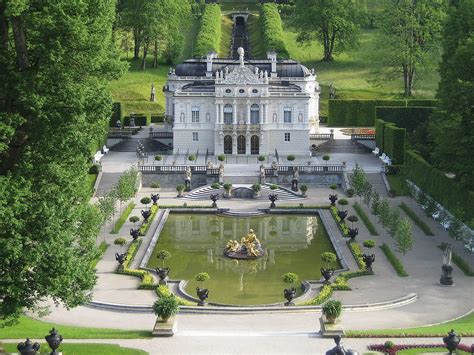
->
[150,83,156,102]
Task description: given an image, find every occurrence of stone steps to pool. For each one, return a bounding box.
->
[183,184,303,201]
[219,210,266,217]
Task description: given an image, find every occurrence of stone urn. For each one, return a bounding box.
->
[329,194,338,206]
[196,287,209,306]
[284,287,296,306]
[337,210,348,221]
[362,254,375,270]
[269,194,278,208]
[348,227,358,241]
[443,329,461,354]
[141,209,151,221]
[210,193,219,208]
[151,193,160,205]
[440,263,454,286]
[130,228,140,241]
[157,267,170,285]
[45,328,63,355]
[321,268,335,283]
[115,252,127,272]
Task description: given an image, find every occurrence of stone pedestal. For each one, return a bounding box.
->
[440,264,454,286]
[152,316,177,337]
[319,317,345,338]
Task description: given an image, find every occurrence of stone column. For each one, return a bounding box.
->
[233,101,237,125]
[220,103,224,124]
[216,104,220,124]
[247,101,251,125]
[261,103,265,124]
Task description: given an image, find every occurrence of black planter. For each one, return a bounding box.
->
[321,268,335,283]
[269,194,278,208]
[337,210,348,221]
[443,329,461,354]
[45,328,63,355]
[151,193,160,205]
[284,287,297,306]
[157,267,170,285]
[115,252,127,272]
[210,193,219,208]
[141,209,151,221]
[196,287,209,306]
[362,254,375,270]
[348,227,358,241]
[17,339,40,355]
[329,194,338,206]
[130,228,140,241]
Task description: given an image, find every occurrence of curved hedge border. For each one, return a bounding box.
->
[194,4,222,57]
[117,240,156,289]
[259,3,289,58]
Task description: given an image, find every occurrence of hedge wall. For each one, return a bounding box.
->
[406,99,439,107]
[328,100,406,127]
[193,4,221,57]
[110,102,122,127]
[260,3,289,58]
[124,115,147,127]
[375,106,435,132]
[384,123,406,164]
[405,150,474,223]
[375,119,385,150]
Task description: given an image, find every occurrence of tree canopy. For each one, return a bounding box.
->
[291,0,362,62]
[430,0,474,191]
[0,0,124,325]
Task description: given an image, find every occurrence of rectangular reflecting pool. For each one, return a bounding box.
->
[147,213,340,305]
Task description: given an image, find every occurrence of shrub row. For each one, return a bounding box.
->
[399,202,434,236]
[375,106,435,133]
[384,123,406,164]
[156,285,194,306]
[111,203,136,234]
[139,205,159,236]
[331,276,351,291]
[339,269,373,279]
[347,241,366,269]
[259,3,289,58]
[353,203,379,236]
[404,150,474,224]
[330,206,349,237]
[380,243,408,277]
[123,115,147,127]
[277,205,331,209]
[110,102,122,127]
[158,204,214,209]
[193,4,222,57]
[117,240,156,289]
[301,284,333,306]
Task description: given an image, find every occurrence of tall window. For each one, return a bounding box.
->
[284,133,290,142]
[224,104,233,124]
[250,104,260,124]
[191,106,200,123]
[284,108,292,123]
[193,132,199,141]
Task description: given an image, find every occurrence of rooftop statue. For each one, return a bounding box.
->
[238,47,245,67]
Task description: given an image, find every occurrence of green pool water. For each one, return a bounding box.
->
[147,214,339,305]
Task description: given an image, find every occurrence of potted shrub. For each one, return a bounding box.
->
[217,154,226,163]
[141,196,151,208]
[362,240,375,271]
[322,300,342,324]
[321,252,337,283]
[223,183,232,198]
[211,182,221,189]
[129,216,140,225]
[150,182,161,189]
[287,155,296,162]
[176,184,185,197]
[270,184,278,190]
[154,155,162,163]
[330,184,337,190]
[156,250,171,285]
[252,183,261,198]
[282,272,299,306]
[258,155,266,162]
[300,184,308,197]
[346,188,354,197]
[195,272,210,306]
[153,296,178,322]
[114,237,127,246]
[322,155,330,164]
[347,215,359,241]
[188,154,196,162]
[338,198,348,206]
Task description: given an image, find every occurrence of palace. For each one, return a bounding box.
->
[164,48,320,156]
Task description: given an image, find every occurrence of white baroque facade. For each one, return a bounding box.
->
[164,49,320,156]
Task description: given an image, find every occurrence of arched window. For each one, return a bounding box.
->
[250,104,260,124]
[191,106,200,123]
[273,113,278,122]
[224,104,233,124]
[298,113,303,123]
[206,112,211,122]
[180,112,185,123]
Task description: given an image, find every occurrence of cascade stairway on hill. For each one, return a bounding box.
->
[231,16,249,59]
[110,138,169,152]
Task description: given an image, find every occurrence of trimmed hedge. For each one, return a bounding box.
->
[380,243,408,277]
[399,202,434,236]
[375,119,385,150]
[301,284,333,305]
[123,115,147,127]
[375,106,435,133]
[347,241,366,269]
[111,203,136,234]
[260,3,289,58]
[406,99,438,107]
[383,123,406,164]
[194,4,221,57]
[405,150,474,224]
[110,102,122,127]
[353,203,379,236]
[328,100,406,127]
[139,205,159,236]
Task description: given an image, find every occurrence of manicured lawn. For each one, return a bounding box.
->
[220,15,233,57]
[397,348,470,355]
[282,28,439,116]
[3,343,148,354]
[0,316,151,339]
[347,311,474,337]
[247,14,265,59]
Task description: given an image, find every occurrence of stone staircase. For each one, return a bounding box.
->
[366,173,388,196]
[183,184,303,201]
[317,139,371,154]
[110,137,169,153]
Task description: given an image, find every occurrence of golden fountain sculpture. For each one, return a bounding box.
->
[224,229,265,259]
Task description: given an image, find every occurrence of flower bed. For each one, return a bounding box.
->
[139,205,158,236]
[156,285,194,306]
[347,241,366,269]
[330,206,349,237]
[117,239,156,289]
[368,343,472,355]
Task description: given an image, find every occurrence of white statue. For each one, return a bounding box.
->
[442,244,452,265]
[237,47,245,67]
